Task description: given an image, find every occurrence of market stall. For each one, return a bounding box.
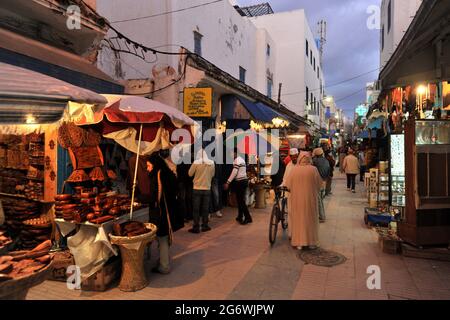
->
[0,62,107,298]
[54,94,195,288]
[365,81,450,250]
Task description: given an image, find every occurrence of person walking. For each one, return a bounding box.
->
[282,148,299,185]
[209,162,223,218]
[338,146,347,173]
[281,148,299,237]
[312,148,330,222]
[324,150,336,196]
[343,149,360,193]
[188,149,215,233]
[224,150,252,225]
[284,152,323,250]
[147,152,184,274]
[358,148,366,182]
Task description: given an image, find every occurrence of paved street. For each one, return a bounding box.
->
[27,172,450,300]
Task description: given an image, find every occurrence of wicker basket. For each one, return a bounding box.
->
[0,262,52,300]
[109,223,157,292]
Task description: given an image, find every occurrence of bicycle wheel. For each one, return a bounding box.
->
[281,198,288,230]
[269,204,280,245]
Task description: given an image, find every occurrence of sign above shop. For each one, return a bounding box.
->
[183,87,212,117]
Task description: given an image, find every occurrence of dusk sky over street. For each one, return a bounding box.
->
[237,0,382,117]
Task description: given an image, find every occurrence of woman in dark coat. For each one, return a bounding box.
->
[147,152,184,274]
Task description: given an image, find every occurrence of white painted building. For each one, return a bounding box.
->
[96,0,276,93]
[249,9,325,126]
[366,81,380,105]
[380,0,423,69]
[96,0,324,126]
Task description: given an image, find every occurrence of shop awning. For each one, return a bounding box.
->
[0,28,123,93]
[221,94,288,123]
[0,62,107,124]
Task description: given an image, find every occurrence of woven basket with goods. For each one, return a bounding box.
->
[0,240,53,300]
[109,223,157,292]
[84,129,102,147]
[67,122,85,148]
[57,122,71,149]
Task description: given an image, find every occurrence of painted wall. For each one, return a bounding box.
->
[96,0,171,80]
[380,0,423,69]
[96,0,325,127]
[254,28,277,99]
[250,9,324,125]
[96,0,260,88]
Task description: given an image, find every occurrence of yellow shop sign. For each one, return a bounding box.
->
[183,87,212,117]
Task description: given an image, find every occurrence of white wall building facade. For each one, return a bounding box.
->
[380,0,423,69]
[96,0,324,126]
[96,0,277,94]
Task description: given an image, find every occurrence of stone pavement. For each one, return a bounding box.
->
[27,172,450,300]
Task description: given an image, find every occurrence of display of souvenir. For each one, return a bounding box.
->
[0,240,52,281]
[84,128,102,147]
[66,169,89,183]
[89,167,106,182]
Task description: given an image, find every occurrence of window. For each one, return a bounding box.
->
[239,66,246,83]
[314,97,317,114]
[306,86,309,105]
[306,39,309,56]
[381,25,385,51]
[267,44,271,57]
[194,31,202,56]
[314,58,316,71]
[317,66,320,78]
[310,50,313,64]
[311,93,313,110]
[387,1,392,33]
[267,77,273,98]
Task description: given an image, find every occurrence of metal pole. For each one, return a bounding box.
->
[278,83,282,107]
[130,124,144,220]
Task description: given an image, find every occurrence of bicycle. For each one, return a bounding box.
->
[269,186,289,245]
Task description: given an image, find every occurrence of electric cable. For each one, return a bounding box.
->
[281,67,380,97]
[110,0,224,24]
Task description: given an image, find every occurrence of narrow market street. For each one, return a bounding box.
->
[27,171,450,300]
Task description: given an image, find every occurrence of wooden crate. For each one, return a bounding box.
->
[81,257,121,292]
[378,235,402,255]
[48,250,75,282]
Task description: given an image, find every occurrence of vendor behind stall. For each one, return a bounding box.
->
[128,153,151,204]
[147,152,184,274]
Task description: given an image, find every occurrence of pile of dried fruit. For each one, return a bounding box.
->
[0,240,52,282]
[112,221,150,237]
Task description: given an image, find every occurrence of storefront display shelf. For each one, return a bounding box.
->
[0,192,53,204]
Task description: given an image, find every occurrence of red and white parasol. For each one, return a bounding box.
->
[69,94,195,218]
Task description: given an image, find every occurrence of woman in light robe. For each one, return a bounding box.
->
[285,151,323,249]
